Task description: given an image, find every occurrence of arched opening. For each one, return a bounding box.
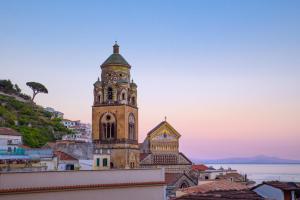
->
[97,94,101,103]
[128,113,135,140]
[120,89,127,103]
[131,96,136,105]
[130,162,135,168]
[180,182,189,189]
[100,113,116,140]
[107,87,113,101]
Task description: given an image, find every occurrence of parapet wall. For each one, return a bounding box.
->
[0,168,165,189]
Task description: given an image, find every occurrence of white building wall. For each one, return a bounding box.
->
[253,184,284,200]
[0,135,22,150]
[79,160,93,170]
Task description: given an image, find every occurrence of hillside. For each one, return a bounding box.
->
[0,94,71,147]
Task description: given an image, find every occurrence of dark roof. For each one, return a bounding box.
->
[253,181,300,191]
[175,190,264,200]
[0,127,22,136]
[179,152,193,164]
[140,153,150,161]
[101,53,131,68]
[165,173,197,186]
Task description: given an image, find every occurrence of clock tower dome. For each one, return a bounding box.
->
[92,42,139,169]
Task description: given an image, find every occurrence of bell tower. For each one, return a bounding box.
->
[92,42,139,169]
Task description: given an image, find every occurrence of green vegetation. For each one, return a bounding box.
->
[0,79,31,100]
[0,94,72,147]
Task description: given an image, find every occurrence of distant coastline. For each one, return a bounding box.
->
[194,155,300,165]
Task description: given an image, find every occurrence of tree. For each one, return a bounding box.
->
[26,82,48,102]
[0,79,14,93]
[14,84,21,93]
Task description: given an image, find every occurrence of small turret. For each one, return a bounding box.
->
[113,41,119,54]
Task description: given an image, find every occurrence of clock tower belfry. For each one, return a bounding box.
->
[92,42,139,169]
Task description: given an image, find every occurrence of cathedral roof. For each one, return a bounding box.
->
[101,42,131,68]
[147,120,181,138]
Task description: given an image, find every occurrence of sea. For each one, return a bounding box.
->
[206,164,300,184]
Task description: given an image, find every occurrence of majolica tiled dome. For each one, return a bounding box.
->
[100,42,131,68]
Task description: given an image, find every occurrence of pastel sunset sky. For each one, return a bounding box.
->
[1,1,299,160]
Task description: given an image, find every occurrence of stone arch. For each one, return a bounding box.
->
[128,113,135,140]
[180,181,189,189]
[119,89,127,103]
[130,94,136,106]
[96,91,102,103]
[99,112,117,140]
[107,87,113,101]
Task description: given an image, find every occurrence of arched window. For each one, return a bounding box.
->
[131,96,136,105]
[97,94,101,103]
[122,93,125,100]
[100,113,116,140]
[128,113,135,140]
[107,87,113,101]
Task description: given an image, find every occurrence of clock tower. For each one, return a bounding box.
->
[92,42,139,169]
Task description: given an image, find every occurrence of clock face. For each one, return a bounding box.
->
[103,71,129,84]
[105,72,118,83]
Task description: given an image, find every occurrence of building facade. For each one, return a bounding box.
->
[140,121,192,173]
[0,127,22,152]
[92,43,139,169]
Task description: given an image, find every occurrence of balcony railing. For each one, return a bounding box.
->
[0,148,25,155]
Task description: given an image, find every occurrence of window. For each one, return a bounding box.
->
[153,154,177,164]
[66,164,74,170]
[130,162,135,168]
[103,158,108,167]
[96,158,100,167]
[97,95,101,103]
[100,113,116,140]
[128,114,135,140]
[107,87,113,101]
[131,97,136,105]
[122,93,125,100]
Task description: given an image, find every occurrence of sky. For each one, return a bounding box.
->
[1,0,300,160]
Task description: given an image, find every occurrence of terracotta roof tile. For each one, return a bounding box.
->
[176,189,264,199]
[192,164,209,171]
[179,180,249,194]
[54,151,77,161]
[0,127,21,136]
